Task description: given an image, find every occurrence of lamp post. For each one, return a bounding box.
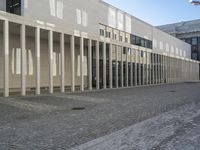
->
[189,0,200,5]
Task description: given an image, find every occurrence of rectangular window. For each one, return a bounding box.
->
[130,34,152,49]
[106,31,111,38]
[141,51,144,58]
[119,36,123,42]
[123,47,126,54]
[100,29,104,36]
[192,37,197,45]
[6,0,21,15]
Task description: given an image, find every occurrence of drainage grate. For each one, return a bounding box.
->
[169,90,176,93]
[71,107,85,110]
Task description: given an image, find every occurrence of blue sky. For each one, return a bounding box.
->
[103,0,200,26]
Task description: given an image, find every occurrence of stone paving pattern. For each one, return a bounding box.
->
[0,83,200,149]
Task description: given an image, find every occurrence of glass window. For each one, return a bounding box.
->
[192,53,198,60]
[7,0,21,15]
[192,38,197,45]
[141,51,144,57]
[119,36,123,42]
[100,29,104,36]
[123,47,126,54]
[130,34,152,49]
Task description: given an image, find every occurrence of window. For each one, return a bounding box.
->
[125,37,128,43]
[130,34,152,49]
[100,29,105,36]
[123,47,126,54]
[192,53,198,60]
[114,34,117,40]
[141,51,144,57]
[192,37,197,45]
[106,31,111,38]
[119,36,123,42]
[7,0,21,15]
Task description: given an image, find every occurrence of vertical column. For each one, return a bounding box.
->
[126,48,129,87]
[3,20,9,97]
[80,37,84,91]
[96,41,100,90]
[116,45,119,88]
[35,27,40,95]
[149,53,152,85]
[134,50,137,86]
[70,35,75,92]
[169,57,171,83]
[60,33,65,93]
[103,42,106,89]
[152,54,155,84]
[48,30,53,94]
[167,56,170,83]
[146,52,148,85]
[130,49,133,87]
[155,54,158,84]
[109,44,113,89]
[21,24,26,96]
[121,46,124,87]
[138,50,141,86]
[88,39,92,90]
[162,55,164,83]
[158,55,160,84]
[142,51,145,85]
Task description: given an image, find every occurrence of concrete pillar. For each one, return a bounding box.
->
[116,45,119,88]
[70,35,75,92]
[149,53,152,85]
[109,44,113,89]
[60,33,65,93]
[103,42,106,89]
[21,24,26,96]
[80,37,84,91]
[48,30,53,94]
[158,55,160,84]
[121,46,124,87]
[88,39,92,90]
[162,55,164,83]
[3,20,9,97]
[142,51,145,85]
[134,50,137,86]
[155,54,158,84]
[130,49,133,87]
[170,57,172,83]
[146,52,148,85]
[96,41,100,90]
[126,48,129,87]
[138,50,141,86]
[152,54,155,84]
[35,27,40,95]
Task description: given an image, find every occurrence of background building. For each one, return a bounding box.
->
[0,0,199,97]
[158,20,200,61]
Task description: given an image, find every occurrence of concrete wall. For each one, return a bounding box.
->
[0,31,89,90]
[23,0,102,36]
[0,0,6,11]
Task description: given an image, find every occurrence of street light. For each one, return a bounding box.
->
[189,0,200,5]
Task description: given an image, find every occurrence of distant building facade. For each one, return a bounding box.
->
[158,20,200,61]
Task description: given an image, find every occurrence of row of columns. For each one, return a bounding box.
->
[2,20,200,97]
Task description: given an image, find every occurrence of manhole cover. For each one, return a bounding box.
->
[71,107,85,110]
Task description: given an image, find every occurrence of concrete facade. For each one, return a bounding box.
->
[158,19,200,61]
[0,0,199,97]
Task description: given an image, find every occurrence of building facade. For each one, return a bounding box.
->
[0,0,199,97]
[158,20,200,61]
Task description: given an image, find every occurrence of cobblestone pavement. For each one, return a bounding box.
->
[0,83,200,149]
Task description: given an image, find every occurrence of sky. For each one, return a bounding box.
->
[103,0,200,26]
